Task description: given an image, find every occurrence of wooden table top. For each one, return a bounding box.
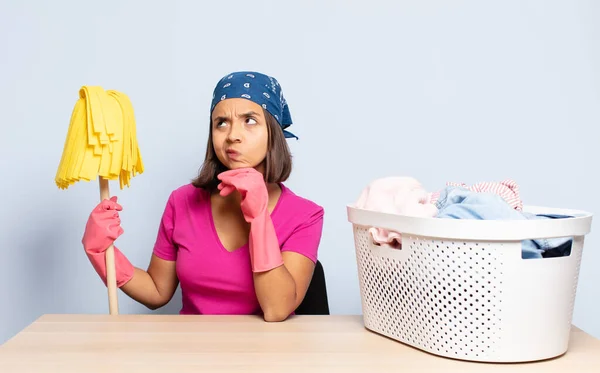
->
[1,314,599,372]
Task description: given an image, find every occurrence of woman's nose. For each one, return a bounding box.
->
[226,122,243,142]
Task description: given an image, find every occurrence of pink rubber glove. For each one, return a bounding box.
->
[82,196,134,287]
[217,168,284,272]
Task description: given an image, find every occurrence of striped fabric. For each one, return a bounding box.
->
[428,179,523,211]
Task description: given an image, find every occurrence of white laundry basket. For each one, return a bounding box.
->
[347,205,593,363]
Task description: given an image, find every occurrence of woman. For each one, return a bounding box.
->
[82,71,325,322]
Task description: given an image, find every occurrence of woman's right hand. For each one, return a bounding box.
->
[82,196,124,254]
[82,196,135,288]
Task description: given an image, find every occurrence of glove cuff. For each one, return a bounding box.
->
[249,211,284,272]
[86,245,135,287]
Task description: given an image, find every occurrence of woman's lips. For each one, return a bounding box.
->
[226,149,240,159]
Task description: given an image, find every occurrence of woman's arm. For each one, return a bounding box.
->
[120,254,179,310]
[251,207,325,322]
[84,192,180,311]
[120,189,180,310]
[253,252,315,322]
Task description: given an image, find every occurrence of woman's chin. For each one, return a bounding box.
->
[227,163,248,170]
[221,159,263,171]
[226,163,257,171]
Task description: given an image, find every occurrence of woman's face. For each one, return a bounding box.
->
[211,98,269,171]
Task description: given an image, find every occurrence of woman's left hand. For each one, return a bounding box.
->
[217,168,269,222]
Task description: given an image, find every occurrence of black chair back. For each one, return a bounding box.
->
[295,260,330,315]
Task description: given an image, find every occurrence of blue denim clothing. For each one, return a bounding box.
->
[435,186,572,259]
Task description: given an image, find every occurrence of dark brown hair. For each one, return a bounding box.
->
[192,109,293,191]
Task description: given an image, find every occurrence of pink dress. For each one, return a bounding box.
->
[152,183,325,315]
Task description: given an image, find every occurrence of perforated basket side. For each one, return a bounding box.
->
[353,225,505,360]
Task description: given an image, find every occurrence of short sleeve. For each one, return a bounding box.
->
[281,206,325,263]
[152,192,177,261]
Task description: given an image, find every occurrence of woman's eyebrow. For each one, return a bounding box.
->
[213,111,260,123]
[212,115,229,123]
[237,111,260,118]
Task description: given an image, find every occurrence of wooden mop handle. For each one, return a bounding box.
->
[99,177,119,315]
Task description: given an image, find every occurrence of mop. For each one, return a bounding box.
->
[55,86,144,314]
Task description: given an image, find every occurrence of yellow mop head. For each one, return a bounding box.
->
[55,86,144,190]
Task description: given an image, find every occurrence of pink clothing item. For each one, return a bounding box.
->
[354,177,438,248]
[429,179,523,211]
[152,183,324,315]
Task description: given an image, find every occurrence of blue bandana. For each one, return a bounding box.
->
[210,71,297,139]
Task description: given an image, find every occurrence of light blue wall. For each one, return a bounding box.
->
[1,0,599,344]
